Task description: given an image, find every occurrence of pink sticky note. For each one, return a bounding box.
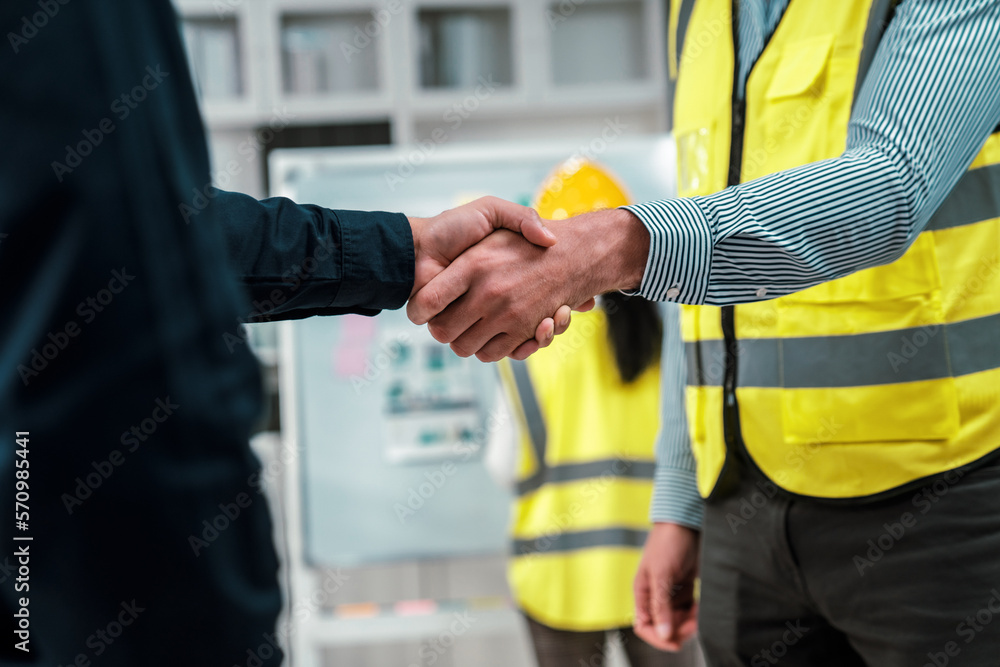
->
[394,599,438,616]
[334,314,377,377]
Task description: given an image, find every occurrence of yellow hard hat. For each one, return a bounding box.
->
[532,158,631,219]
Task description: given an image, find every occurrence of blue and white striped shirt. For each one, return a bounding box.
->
[634,0,1000,528]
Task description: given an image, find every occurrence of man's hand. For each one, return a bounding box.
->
[633,522,700,652]
[407,208,649,362]
[408,196,571,359]
[408,196,556,297]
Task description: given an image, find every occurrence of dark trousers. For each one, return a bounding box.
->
[524,613,702,667]
[697,460,1000,666]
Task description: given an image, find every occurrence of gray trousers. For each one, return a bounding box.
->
[697,460,1000,667]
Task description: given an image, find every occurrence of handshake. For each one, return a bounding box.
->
[405,196,650,362]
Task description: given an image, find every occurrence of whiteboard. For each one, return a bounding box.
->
[271,136,676,218]
[270,135,676,567]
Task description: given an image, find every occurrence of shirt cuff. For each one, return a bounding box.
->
[622,198,713,304]
[333,210,414,312]
[649,466,704,530]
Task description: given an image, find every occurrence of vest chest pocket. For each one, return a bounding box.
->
[746,33,845,178]
[765,34,835,101]
[778,233,944,330]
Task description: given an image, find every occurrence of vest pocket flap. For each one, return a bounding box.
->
[781,234,942,304]
[781,379,960,445]
[766,34,835,100]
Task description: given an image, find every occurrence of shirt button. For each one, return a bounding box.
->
[755,287,768,298]
[666,287,680,299]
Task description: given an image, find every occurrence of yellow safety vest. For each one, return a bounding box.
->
[673,0,1000,500]
[500,308,660,631]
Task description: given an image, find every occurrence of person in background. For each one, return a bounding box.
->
[490,161,702,667]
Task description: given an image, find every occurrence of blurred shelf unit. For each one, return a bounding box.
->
[183,16,244,99]
[173,0,667,139]
[418,7,513,89]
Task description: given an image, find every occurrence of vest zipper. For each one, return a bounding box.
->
[728,99,746,187]
[714,1,748,498]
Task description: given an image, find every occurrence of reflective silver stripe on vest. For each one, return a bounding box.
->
[511,361,657,496]
[926,163,1000,232]
[687,312,1000,388]
[517,459,657,496]
[513,527,649,556]
[511,360,546,470]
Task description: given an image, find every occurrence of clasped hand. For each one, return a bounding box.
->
[406,196,649,362]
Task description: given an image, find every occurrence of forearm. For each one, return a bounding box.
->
[626,154,910,307]
[579,208,650,295]
[630,0,1000,306]
[651,303,703,529]
[213,189,413,320]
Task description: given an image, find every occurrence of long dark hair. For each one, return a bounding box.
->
[602,292,662,384]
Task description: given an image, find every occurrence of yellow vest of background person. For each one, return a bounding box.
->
[499,161,661,631]
[671,0,1000,500]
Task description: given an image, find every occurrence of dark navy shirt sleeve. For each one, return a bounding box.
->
[213,189,414,321]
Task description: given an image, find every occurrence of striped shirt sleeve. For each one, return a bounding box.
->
[627,0,1000,306]
[650,302,704,528]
